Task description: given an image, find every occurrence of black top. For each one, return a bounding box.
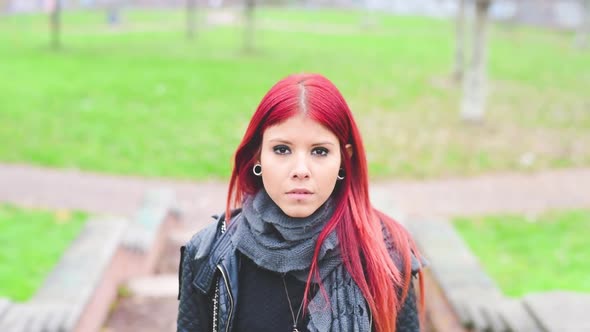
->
[233,253,317,332]
[232,252,419,332]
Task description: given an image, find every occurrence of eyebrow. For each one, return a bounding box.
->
[268,139,336,146]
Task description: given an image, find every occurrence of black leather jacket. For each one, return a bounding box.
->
[177,210,241,332]
[177,210,421,332]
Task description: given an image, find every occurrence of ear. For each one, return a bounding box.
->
[255,147,262,164]
[344,144,353,158]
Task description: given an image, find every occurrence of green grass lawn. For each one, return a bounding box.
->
[0,8,588,180]
[453,210,590,297]
[0,205,86,301]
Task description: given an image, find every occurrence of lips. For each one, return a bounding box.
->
[287,189,312,194]
[286,189,313,200]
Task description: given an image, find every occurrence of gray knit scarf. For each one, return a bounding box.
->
[231,189,371,332]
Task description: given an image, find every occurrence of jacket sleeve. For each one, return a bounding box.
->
[396,280,420,332]
[177,244,210,332]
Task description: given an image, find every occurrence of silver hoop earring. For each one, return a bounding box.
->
[337,168,345,180]
[253,163,262,176]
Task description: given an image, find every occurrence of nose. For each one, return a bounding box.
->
[291,153,311,180]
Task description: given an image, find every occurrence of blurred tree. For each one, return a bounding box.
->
[460,0,492,123]
[243,0,255,52]
[50,0,61,50]
[186,0,197,39]
[453,0,466,82]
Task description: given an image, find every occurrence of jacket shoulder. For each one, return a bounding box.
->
[184,208,243,260]
[380,221,427,277]
[183,221,220,263]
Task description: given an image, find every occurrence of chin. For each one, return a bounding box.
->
[281,206,315,219]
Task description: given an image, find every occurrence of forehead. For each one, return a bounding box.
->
[263,114,338,142]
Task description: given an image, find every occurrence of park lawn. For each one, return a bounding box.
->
[0,205,87,301]
[0,8,588,180]
[453,209,590,298]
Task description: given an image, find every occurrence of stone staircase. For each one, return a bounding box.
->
[102,217,218,332]
[407,217,590,332]
[0,189,180,332]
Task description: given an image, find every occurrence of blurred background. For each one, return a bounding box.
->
[0,0,588,331]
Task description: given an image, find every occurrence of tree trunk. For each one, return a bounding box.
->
[1,0,8,13]
[106,2,122,27]
[361,0,377,28]
[186,0,197,40]
[243,0,255,52]
[453,0,466,82]
[50,0,61,50]
[575,0,590,48]
[461,0,491,123]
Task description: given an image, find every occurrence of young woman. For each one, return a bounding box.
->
[177,73,425,332]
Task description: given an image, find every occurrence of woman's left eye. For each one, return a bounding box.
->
[312,147,329,156]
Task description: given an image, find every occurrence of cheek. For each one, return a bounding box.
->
[261,169,281,191]
[260,158,287,194]
[315,163,340,194]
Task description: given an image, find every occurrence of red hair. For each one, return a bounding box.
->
[226,73,424,332]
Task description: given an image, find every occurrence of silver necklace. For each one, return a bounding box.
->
[282,275,304,332]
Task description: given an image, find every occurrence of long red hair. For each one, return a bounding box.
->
[226,73,424,332]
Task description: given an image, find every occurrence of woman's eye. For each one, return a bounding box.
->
[273,145,291,155]
[312,147,329,156]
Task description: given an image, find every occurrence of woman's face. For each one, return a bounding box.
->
[259,113,342,218]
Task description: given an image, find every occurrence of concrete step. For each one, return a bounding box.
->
[103,297,178,332]
[126,274,179,298]
[0,298,11,320]
[167,228,199,247]
[524,291,590,331]
[0,301,72,332]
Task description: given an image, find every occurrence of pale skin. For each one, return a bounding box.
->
[257,113,353,218]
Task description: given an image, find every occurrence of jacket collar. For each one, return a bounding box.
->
[193,212,241,294]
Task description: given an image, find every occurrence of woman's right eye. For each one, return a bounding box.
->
[273,145,291,155]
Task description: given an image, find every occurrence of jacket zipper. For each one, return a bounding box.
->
[212,280,220,332]
[216,264,234,332]
[212,220,227,332]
